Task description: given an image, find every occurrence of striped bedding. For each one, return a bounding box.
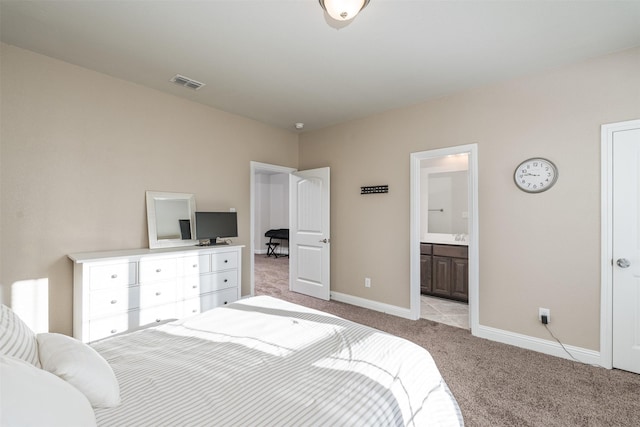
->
[92,296,463,426]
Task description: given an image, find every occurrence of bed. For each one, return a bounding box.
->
[1,296,463,426]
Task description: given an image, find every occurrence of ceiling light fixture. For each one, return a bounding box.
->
[319,0,370,22]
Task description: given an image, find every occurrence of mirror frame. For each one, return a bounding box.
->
[146,191,197,249]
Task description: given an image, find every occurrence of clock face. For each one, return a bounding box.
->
[514,158,558,193]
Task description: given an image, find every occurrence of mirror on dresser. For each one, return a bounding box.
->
[146,191,197,249]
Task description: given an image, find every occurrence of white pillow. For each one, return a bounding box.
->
[0,355,97,427]
[0,304,40,367]
[37,332,121,408]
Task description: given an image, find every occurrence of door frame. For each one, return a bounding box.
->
[410,143,479,333]
[249,161,296,297]
[600,118,640,369]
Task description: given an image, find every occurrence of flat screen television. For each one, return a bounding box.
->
[195,212,238,245]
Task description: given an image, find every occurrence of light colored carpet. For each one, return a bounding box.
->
[254,254,640,427]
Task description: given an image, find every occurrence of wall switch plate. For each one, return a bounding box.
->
[365,277,371,288]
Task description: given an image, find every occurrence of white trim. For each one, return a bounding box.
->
[333,292,605,366]
[409,144,479,335]
[249,161,297,297]
[475,325,602,366]
[600,119,640,370]
[330,291,413,319]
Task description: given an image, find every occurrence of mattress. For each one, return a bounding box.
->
[92,296,463,426]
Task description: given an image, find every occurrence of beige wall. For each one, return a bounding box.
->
[2,41,639,352]
[299,48,640,351]
[0,43,298,334]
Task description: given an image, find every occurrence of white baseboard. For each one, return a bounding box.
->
[330,291,413,320]
[330,291,604,367]
[474,324,604,367]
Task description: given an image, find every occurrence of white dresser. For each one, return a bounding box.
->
[69,245,243,343]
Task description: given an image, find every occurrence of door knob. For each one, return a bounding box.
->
[617,258,631,268]
[319,238,330,243]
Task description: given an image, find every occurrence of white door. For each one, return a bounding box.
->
[612,125,640,374]
[289,167,330,300]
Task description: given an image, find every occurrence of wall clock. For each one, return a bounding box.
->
[513,157,558,193]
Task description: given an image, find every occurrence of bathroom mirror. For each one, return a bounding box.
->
[420,154,469,245]
[146,191,197,249]
[426,170,469,234]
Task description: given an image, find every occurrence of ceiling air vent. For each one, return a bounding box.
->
[170,74,205,91]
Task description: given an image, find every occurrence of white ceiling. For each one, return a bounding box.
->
[2,1,639,132]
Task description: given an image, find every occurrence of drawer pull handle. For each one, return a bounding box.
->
[223,301,228,305]
[155,292,161,296]
[192,264,198,268]
[110,329,117,334]
[192,285,197,289]
[224,260,228,263]
[156,318,161,323]
[156,268,162,273]
[110,300,117,304]
[224,279,228,283]
[111,274,118,279]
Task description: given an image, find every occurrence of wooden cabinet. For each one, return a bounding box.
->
[421,243,468,302]
[420,244,432,294]
[69,245,243,343]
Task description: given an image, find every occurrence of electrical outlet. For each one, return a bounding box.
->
[538,307,550,324]
[365,277,371,288]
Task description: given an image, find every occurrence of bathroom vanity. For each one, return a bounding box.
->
[420,242,468,302]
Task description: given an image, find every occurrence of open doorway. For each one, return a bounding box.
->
[250,162,332,300]
[420,154,470,328]
[410,144,479,334]
[249,162,295,297]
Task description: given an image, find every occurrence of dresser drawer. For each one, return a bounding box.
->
[200,270,237,294]
[139,258,177,283]
[181,254,210,276]
[139,282,177,308]
[139,304,177,326]
[89,286,141,317]
[186,287,238,315]
[182,297,202,317]
[202,287,239,309]
[211,252,238,271]
[89,262,137,291]
[181,275,203,300]
[89,312,133,342]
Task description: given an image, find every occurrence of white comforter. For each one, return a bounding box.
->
[92,296,463,426]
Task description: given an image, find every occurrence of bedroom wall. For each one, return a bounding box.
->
[298,47,640,351]
[0,43,299,335]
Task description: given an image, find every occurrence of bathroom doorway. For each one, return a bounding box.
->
[421,153,469,328]
[410,144,479,333]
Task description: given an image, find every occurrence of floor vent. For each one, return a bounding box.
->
[170,74,205,90]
